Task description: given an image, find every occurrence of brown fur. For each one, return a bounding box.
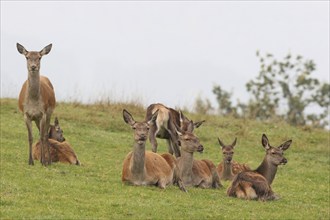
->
[17,43,55,166]
[216,137,250,181]
[18,76,55,113]
[176,125,222,189]
[146,103,205,158]
[33,140,80,165]
[121,109,186,192]
[32,118,80,165]
[227,134,292,201]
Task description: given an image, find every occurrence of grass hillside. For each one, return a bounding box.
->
[1,98,329,219]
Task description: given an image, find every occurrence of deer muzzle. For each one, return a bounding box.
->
[281,158,287,165]
[197,145,204,153]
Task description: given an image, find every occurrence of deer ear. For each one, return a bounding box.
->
[179,110,184,123]
[17,43,28,55]
[123,109,135,126]
[186,121,194,133]
[54,117,59,126]
[148,109,158,125]
[231,138,237,148]
[194,120,205,128]
[279,140,292,151]
[218,138,225,148]
[40,44,52,56]
[262,134,270,150]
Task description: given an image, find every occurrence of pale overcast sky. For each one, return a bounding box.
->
[1,1,329,110]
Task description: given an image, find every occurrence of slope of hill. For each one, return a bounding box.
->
[1,98,329,219]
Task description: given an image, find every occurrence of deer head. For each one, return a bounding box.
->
[48,117,65,142]
[176,121,204,153]
[123,109,158,145]
[261,134,292,166]
[17,43,52,73]
[218,137,237,164]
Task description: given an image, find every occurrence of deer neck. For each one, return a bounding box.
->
[221,161,234,180]
[180,150,194,179]
[130,141,146,180]
[255,157,278,185]
[27,71,41,101]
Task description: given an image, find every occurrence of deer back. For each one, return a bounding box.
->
[227,134,292,201]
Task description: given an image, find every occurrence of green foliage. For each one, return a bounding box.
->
[212,85,237,116]
[1,98,329,219]
[246,51,329,127]
[212,52,329,128]
[193,94,213,115]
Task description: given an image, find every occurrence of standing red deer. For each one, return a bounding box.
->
[227,134,292,201]
[217,137,250,181]
[145,103,205,158]
[33,117,80,165]
[122,109,186,192]
[17,43,55,166]
[176,121,222,189]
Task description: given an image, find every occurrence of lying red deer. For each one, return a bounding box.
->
[176,121,222,188]
[217,137,250,181]
[122,109,186,192]
[17,43,55,166]
[145,103,205,158]
[33,117,80,165]
[227,134,292,201]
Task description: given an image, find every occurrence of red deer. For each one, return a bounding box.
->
[227,134,292,201]
[33,117,80,165]
[122,109,186,192]
[145,103,205,158]
[17,43,56,166]
[217,137,250,181]
[176,122,222,188]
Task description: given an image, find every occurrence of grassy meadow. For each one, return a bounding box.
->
[0,98,329,219]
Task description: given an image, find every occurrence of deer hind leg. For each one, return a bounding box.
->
[149,124,158,153]
[24,115,34,165]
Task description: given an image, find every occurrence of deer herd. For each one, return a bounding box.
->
[17,43,292,201]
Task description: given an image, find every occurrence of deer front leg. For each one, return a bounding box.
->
[167,130,181,158]
[166,139,174,155]
[45,114,52,165]
[24,115,34,165]
[167,122,181,158]
[39,114,50,166]
[173,164,187,192]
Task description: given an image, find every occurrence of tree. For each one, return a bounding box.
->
[212,85,237,116]
[193,95,213,115]
[246,51,329,127]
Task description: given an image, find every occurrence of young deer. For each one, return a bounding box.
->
[176,122,222,189]
[217,137,250,181]
[33,117,80,165]
[146,103,205,158]
[122,109,186,192]
[227,134,292,201]
[17,43,56,166]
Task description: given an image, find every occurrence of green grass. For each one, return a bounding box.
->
[1,98,329,219]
